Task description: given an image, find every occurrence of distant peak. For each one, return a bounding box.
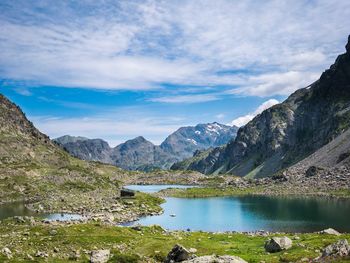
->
[346,35,350,53]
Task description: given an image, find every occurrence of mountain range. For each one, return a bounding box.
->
[172,35,350,178]
[54,122,238,171]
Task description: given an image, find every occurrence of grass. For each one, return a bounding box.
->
[0,220,349,262]
[160,187,263,198]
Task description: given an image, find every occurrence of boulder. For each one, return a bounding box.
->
[1,247,12,259]
[120,188,135,197]
[320,228,341,236]
[305,166,323,177]
[264,237,293,253]
[322,239,350,258]
[90,249,110,263]
[183,255,247,263]
[165,244,190,262]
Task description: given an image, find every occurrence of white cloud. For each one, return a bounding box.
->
[230,99,279,127]
[32,115,184,147]
[215,113,225,120]
[0,0,349,95]
[14,88,32,96]
[230,71,319,97]
[149,94,219,103]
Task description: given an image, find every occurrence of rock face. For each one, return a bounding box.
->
[172,35,350,178]
[183,255,247,263]
[264,237,293,253]
[165,244,190,262]
[90,249,110,263]
[160,122,238,160]
[54,122,237,171]
[322,239,350,258]
[111,136,177,171]
[55,137,113,164]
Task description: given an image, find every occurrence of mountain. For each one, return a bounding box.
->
[0,94,125,204]
[111,136,177,171]
[160,122,238,160]
[54,122,238,171]
[172,35,350,178]
[55,137,113,163]
[54,135,88,144]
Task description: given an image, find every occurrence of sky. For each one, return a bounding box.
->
[0,0,349,146]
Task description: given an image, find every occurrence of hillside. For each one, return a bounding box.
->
[0,94,167,222]
[55,122,238,171]
[172,35,350,178]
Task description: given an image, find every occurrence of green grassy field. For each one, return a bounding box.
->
[0,220,349,262]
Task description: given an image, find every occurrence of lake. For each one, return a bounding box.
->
[124,184,196,193]
[125,185,350,232]
[0,202,84,221]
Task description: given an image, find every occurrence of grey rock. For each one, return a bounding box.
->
[320,228,341,236]
[183,255,247,263]
[90,249,110,263]
[165,244,190,262]
[264,237,293,253]
[1,247,12,259]
[120,188,135,197]
[322,239,350,257]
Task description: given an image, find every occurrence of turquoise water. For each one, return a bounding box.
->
[125,184,196,193]
[125,185,350,232]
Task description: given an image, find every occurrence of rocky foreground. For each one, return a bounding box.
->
[0,218,349,262]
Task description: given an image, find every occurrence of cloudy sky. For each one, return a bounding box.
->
[1,0,349,146]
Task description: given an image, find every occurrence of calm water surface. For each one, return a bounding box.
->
[125,184,196,193]
[0,202,84,221]
[126,185,350,232]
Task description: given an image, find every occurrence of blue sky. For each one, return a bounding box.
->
[0,0,349,146]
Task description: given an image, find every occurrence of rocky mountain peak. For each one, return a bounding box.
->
[0,94,50,144]
[173,36,350,177]
[346,35,350,53]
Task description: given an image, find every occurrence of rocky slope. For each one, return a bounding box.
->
[173,35,350,178]
[55,122,238,171]
[0,93,167,223]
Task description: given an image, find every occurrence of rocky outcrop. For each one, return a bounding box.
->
[265,237,293,252]
[173,35,350,178]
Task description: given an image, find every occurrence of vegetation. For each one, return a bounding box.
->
[0,220,349,262]
[160,187,263,198]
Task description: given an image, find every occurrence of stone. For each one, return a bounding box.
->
[183,255,248,263]
[35,251,48,258]
[320,228,341,236]
[49,229,58,235]
[165,244,190,262]
[264,237,293,253]
[1,247,12,259]
[90,249,110,263]
[322,239,350,257]
[131,225,142,231]
[305,166,323,177]
[189,248,197,253]
[120,188,135,197]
